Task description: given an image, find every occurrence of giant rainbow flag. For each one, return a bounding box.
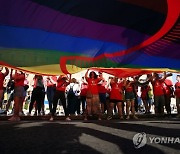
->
[0,0,179,76]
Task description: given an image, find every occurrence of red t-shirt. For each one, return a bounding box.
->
[0,72,5,90]
[80,83,88,96]
[110,82,123,100]
[152,80,164,96]
[118,82,124,90]
[98,84,107,93]
[87,78,100,95]
[56,79,67,91]
[175,82,180,98]
[125,83,134,92]
[163,79,173,95]
[141,86,150,99]
[14,74,25,87]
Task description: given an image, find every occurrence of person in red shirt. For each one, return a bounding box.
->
[175,75,180,118]
[84,69,102,120]
[124,78,138,119]
[150,72,167,115]
[107,77,124,120]
[50,75,70,121]
[98,73,107,114]
[0,66,9,109]
[8,69,25,121]
[163,78,174,115]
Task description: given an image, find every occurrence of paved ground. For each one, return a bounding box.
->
[0,118,179,154]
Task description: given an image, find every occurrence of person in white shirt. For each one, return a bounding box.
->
[66,78,80,116]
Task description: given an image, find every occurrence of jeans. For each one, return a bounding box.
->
[80,96,86,114]
[52,90,68,116]
[67,95,76,114]
[29,87,45,114]
[47,86,55,113]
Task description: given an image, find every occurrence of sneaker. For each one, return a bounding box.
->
[26,112,31,116]
[47,112,51,115]
[19,112,25,116]
[176,114,180,118]
[98,118,102,121]
[133,115,138,119]
[65,117,71,121]
[120,116,124,120]
[8,116,20,121]
[49,117,54,121]
[0,110,7,115]
[126,116,130,120]
[107,116,112,120]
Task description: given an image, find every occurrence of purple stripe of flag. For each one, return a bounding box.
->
[0,0,149,46]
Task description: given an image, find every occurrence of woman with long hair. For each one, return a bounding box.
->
[107,77,124,120]
[84,69,102,120]
[50,75,70,121]
[28,75,45,116]
[124,78,138,120]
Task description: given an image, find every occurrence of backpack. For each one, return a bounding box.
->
[67,85,75,98]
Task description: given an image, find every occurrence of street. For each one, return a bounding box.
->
[0,119,179,154]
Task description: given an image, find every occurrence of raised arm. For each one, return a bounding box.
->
[49,76,57,85]
[3,67,9,77]
[9,69,13,79]
[124,78,131,89]
[159,72,167,81]
[98,72,103,82]
[66,74,71,85]
[85,69,89,81]
[14,70,25,80]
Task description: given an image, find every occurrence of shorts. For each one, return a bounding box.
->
[154,95,165,108]
[110,99,123,104]
[99,93,106,104]
[14,86,25,98]
[148,98,153,105]
[125,91,135,101]
[176,97,180,107]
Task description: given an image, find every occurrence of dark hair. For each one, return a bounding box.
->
[89,71,98,79]
[35,75,42,80]
[62,77,67,81]
[154,73,159,79]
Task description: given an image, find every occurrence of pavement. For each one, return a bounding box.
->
[0,118,179,154]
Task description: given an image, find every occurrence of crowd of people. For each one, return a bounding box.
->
[0,66,180,121]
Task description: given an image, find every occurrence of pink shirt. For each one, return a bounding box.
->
[47,76,57,87]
